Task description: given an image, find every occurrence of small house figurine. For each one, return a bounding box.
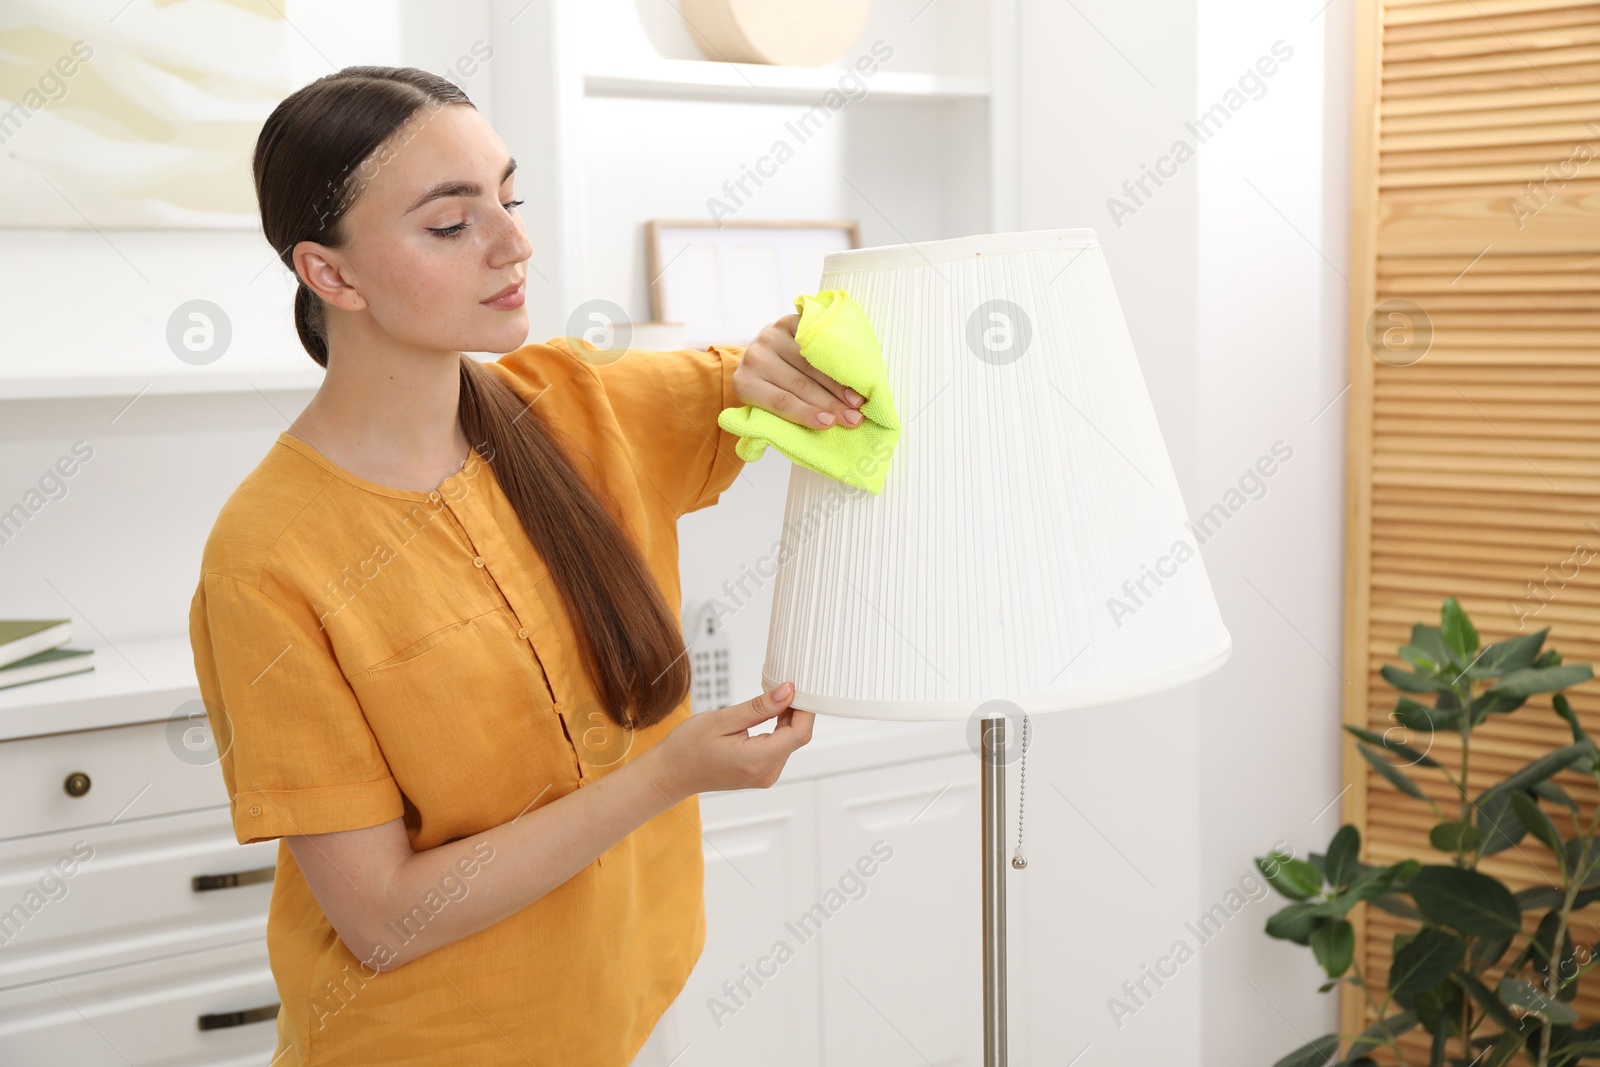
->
[681,598,732,713]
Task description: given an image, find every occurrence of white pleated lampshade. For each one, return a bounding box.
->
[760,229,1232,721]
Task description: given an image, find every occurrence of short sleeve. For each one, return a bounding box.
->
[583,343,747,515]
[188,572,405,845]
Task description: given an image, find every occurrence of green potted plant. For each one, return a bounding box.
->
[1260,596,1598,1066]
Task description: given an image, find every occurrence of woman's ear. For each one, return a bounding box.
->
[295,241,367,313]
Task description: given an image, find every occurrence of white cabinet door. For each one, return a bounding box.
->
[817,751,983,1067]
[681,782,820,1067]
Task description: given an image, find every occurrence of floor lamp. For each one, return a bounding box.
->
[759,229,1233,1065]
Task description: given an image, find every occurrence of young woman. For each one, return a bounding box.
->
[188,65,866,1067]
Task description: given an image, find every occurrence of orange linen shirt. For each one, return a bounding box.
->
[187,339,746,1067]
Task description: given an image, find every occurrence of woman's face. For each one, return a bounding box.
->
[296,103,533,357]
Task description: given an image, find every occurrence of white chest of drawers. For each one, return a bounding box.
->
[0,636,978,1066]
[0,638,282,1066]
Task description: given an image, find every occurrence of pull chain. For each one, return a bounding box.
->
[1011,713,1030,870]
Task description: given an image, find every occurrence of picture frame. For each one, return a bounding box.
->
[645,218,861,349]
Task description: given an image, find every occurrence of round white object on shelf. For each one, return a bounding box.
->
[682,0,873,67]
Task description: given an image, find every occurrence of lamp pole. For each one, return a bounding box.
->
[981,716,1008,1066]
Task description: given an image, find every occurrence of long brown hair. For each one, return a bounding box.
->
[253,65,689,729]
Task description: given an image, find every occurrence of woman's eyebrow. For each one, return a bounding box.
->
[403,157,518,214]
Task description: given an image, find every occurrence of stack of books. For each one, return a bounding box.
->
[0,620,95,692]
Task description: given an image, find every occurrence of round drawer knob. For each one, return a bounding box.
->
[63,771,92,798]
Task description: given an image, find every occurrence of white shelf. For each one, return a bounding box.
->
[0,366,324,401]
[0,634,200,743]
[584,59,990,104]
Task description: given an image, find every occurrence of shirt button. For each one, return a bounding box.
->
[429,491,441,502]
[249,803,262,818]
[517,628,528,639]
[473,556,485,568]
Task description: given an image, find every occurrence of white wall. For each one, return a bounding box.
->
[1016,0,1351,1064]
[1015,2,1208,1063]
[1192,1,1349,1063]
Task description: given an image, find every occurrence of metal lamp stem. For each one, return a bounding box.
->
[982,716,1008,1066]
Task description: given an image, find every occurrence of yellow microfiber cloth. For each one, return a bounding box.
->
[717,289,901,494]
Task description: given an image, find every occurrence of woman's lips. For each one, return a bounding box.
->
[481,282,525,310]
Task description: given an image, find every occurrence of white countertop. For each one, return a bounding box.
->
[0,635,971,778]
[0,634,201,742]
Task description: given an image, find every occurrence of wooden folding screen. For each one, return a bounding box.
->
[1343,0,1600,1054]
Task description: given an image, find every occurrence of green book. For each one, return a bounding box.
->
[0,619,73,672]
[0,646,95,691]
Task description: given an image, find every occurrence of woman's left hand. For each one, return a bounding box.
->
[732,314,866,429]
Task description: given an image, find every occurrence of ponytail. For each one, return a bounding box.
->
[458,358,690,727]
[293,281,329,369]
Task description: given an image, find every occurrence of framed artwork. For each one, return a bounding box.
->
[0,0,300,229]
[645,218,860,348]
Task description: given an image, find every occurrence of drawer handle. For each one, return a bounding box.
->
[63,772,91,798]
[192,865,275,892]
[197,1003,279,1031]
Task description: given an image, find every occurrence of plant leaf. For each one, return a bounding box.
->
[1403,977,1463,1039]
[1406,865,1522,939]
[1486,664,1594,699]
[1411,623,1451,673]
[1271,1033,1339,1067]
[1345,724,1440,768]
[1392,696,1459,733]
[1470,931,1513,970]
[1390,927,1467,995]
[1265,902,1320,945]
[1256,850,1323,900]
[1498,975,1578,1025]
[1509,792,1567,876]
[1310,919,1354,978]
[1441,595,1479,663]
[1453,972,1521,1031]
[1479,741,1597,804]
[1399,643,1441,671]
[1484,1028,1528,1067]
[1358,743,1427,799]
[1371,892,1423,921]
[1531,778,1578,811]
[1342,1010,1418,1061]
[1429,820,1483,855]
[1553,692,1589,744]
[1530,908,1578,994]
[1474,628,1548,677]
[1549,1022,1600,1059]
[1560,836,1600,889]
[1475,789,1531,856]
[1470,689,1527,721]
[1515,885,1566,912]
[1309,862,1411,920]
[1324,825,1361,890]
[1382,662,1449,694]
[1428,1010,1449,1066]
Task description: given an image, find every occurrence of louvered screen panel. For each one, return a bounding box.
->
[1345,0,1600,1058]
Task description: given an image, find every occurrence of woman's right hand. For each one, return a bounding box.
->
[648,682,814,801]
